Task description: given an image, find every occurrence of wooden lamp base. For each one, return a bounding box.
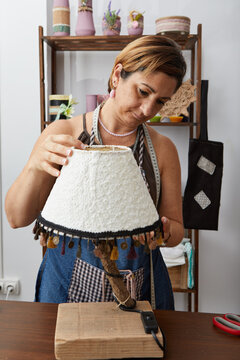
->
[55,301,163,359]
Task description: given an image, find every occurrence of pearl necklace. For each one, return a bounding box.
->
[98,117,137,137]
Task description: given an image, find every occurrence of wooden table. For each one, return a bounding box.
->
[0,300,239,360]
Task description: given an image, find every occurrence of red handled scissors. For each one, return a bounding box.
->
[213,313,240,335]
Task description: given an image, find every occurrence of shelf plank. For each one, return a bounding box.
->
[172,288,196,293]
[42,34,198,52]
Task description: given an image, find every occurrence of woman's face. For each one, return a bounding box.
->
[114,67,177,126]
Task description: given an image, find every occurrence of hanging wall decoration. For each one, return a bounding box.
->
[52,0,70,36]
[75,0,95,36]
[183,80,224,230]
[159,79,196,121]
[102,1,121,36]
[127,10,144,35]
[33,145,164,309]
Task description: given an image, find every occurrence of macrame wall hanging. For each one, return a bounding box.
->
[159,79,196,118]
[33,146,164,309]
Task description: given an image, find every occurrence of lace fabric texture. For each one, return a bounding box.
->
[160,79,196,117]
[41,146,159,234]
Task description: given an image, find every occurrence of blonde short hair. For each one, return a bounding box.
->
[108,35,186,93]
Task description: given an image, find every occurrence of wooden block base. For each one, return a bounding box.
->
[55,301,163,360]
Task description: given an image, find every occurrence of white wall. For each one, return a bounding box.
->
[0,0,47,301]
[0,0,239,313]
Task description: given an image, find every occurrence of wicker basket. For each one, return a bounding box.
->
[155,16,190,35]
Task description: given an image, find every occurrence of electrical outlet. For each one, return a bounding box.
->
[0,279,20,295]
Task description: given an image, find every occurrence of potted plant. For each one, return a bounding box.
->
[49,94,78,121]
[127,10,144,35]
[102,1,121,36]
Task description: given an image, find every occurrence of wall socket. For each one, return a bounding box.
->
[0,279,20,295]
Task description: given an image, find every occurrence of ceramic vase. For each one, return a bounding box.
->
[49,95,69,121]
[127,15,144,35]
[102,17,121,36]
[86,95,97,112]
[75,0,95,36]
[97,94,110,106]
[52,0,70,36]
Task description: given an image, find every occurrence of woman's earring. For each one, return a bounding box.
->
[110,88,116,98]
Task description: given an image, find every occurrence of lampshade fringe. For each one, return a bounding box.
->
[144,234,150,254]
[110,238,119,260]
[127,237,138,260]
[120,238,128,250]
[47,233,57,249]
[61,234,66,255]
[32,220,164,259]
[76,238,82,258]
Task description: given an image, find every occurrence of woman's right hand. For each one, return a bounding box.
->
[5,120,88,228]
[28,134,86,177]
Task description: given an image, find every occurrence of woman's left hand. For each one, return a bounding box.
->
[132,216,171,250]
[132,231,157,250]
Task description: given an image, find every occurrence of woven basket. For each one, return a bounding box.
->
[155,16,190,35]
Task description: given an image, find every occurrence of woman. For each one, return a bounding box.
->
[5,35,186,309]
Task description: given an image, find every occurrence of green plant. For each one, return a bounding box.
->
[103,1,120,26]
[56,94,78,120]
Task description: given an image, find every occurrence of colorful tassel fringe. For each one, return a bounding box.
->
[127,238,138,260]
[76,239,81,258]
[110,245,119,260]
[61,235,66,255]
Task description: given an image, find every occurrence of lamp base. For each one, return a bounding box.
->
[55,301,163,359]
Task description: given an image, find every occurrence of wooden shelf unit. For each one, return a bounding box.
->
[42,33,198,52]
[38,25,202,312]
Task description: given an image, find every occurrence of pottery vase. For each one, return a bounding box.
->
[52,0,70,36]
[75,0,95,36]
[102,17,121,36]
[86,95,97,112]
[127,15,144,35]
[49,95,69,122]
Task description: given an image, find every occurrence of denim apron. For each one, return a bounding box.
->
[35,234,174,310]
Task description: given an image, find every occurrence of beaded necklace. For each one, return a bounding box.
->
[98,116,137,137]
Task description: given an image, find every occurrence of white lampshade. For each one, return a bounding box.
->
[38,145,161,239]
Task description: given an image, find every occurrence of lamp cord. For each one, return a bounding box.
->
[5,285,14,301]
[118,306,166,354]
